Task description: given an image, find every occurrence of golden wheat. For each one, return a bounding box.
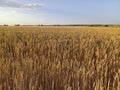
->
[0,26,120,90]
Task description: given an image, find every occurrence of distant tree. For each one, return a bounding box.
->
[3,24,8,26]
[15,24,20,26]
[105,25,109,27]
[41,24,44,26]
[38,24,44,26]
[90,25,94,27]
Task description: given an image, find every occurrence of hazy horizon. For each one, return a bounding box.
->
[0,0,120,25]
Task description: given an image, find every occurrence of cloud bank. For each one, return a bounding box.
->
[0,0,20,8]
[0,0,43,9]
[22,3,44,9]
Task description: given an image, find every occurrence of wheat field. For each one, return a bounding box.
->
[0,26,120,90]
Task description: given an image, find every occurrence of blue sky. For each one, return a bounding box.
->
[0,0,120,25]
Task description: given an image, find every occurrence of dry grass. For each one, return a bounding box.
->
[0,26,120,90]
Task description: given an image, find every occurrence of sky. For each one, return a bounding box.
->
[0,0,120,25]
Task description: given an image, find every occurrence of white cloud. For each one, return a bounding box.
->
[22,3,44,9]
[0,7,46,25]
[0,0,20,8]
[0,0,43,9]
